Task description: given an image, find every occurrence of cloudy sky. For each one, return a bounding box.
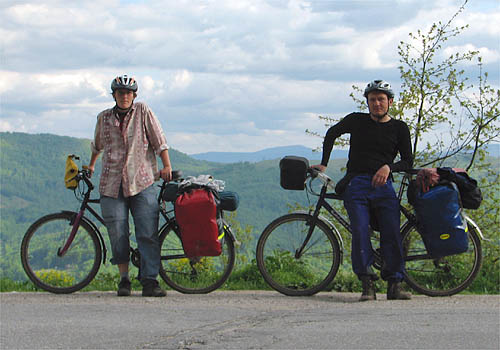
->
[1,0,499,154]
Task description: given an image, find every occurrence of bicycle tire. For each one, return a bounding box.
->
[402,221,482,296]
[20,212,102,294]
[158,221,235,294]
[256,213,341,296]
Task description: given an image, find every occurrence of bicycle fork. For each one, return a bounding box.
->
[295,187,328,259]
[57,209,84,257]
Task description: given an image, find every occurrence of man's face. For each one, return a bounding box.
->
[114,89,135,109]
[367,91,393,119]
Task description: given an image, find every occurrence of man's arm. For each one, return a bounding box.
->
[389,121,413,172]
[312,114,353,171]
[372,121,413,187]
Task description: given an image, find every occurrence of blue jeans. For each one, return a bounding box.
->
[100,185,160,282]
[343,175,405,281]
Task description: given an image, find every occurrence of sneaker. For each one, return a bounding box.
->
[117,278,131,297]
[359,276,376,302]
[142,279,167,297]
[387,281,412,300]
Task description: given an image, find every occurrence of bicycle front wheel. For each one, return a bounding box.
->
[402,222,482,296]
[20,212,102,294]
[158,222,235,294]
[256,213,341,296]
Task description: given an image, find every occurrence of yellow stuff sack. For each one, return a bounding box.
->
[64,155,79,189]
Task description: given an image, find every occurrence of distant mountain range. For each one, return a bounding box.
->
[190,145,349,163]
[191,143,500,163]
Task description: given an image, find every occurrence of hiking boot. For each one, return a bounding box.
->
[117,278,131,297]
[142,279,167,297]
[387,281,412,300]
[359,276,376,301]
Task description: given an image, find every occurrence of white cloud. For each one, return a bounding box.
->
[0,120,14,132]
[444,45,500,65]
[1,0,498,153]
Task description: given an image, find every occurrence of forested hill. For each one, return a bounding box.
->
[0,132,347,279]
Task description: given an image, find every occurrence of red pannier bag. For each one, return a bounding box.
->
[174,188,222,257]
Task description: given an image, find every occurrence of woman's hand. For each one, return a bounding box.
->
[160,166,172,182]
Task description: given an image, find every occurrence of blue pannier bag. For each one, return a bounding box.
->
[412,181,468,258]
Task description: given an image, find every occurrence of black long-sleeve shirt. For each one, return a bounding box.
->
[321,113,413,174]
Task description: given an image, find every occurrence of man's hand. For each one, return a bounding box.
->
[416,168,439,192]
[372,164,391,187]
[311,164,327,172]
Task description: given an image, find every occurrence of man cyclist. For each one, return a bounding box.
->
[88,75,172,297]
[313,80,413,301]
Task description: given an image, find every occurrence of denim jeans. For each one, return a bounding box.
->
[100,184,160,282]
[343,175,405,281]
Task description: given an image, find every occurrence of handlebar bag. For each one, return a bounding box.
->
[412,181,468,258]
[64,155,79,189]
[175,188,222,257]
[279,156,309,190]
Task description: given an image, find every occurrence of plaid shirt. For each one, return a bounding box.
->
[91,102,169,198]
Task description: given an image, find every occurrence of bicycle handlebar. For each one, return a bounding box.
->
[305,167,420,198]
[307,168,335,190]
[76,165,183,194]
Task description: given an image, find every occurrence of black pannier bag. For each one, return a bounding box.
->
[217,191,240,211]
[162,182,183,202]
[437,167,482,209]
[279,156,309,190]
[407,167,483,210]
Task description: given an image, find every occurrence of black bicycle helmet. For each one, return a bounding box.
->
[363,79,394,99]
[111,75,138,93]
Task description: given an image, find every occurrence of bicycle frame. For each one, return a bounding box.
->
[57,170,107,264]
[57,169,238,269]
[296,171,417,260]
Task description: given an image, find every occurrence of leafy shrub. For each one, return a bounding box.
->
[35,269,75,287]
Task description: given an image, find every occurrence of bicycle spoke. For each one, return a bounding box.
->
[256,213,341,296]
[402,222,482,296]
[21,213,101,294]
[158,224,235,294]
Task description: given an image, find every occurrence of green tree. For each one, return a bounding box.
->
[312,0,499,170]
[307,0,499,293]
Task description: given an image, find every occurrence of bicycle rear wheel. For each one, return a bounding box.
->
[158,222,235,294]
[402,222,482,296]
[20,212,102,294]
[256,213,341,296]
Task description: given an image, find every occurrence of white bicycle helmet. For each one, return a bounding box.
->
[364,80,394,99]
[111,75,138,92]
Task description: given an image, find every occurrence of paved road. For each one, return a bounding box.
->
[1,291,499,349]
